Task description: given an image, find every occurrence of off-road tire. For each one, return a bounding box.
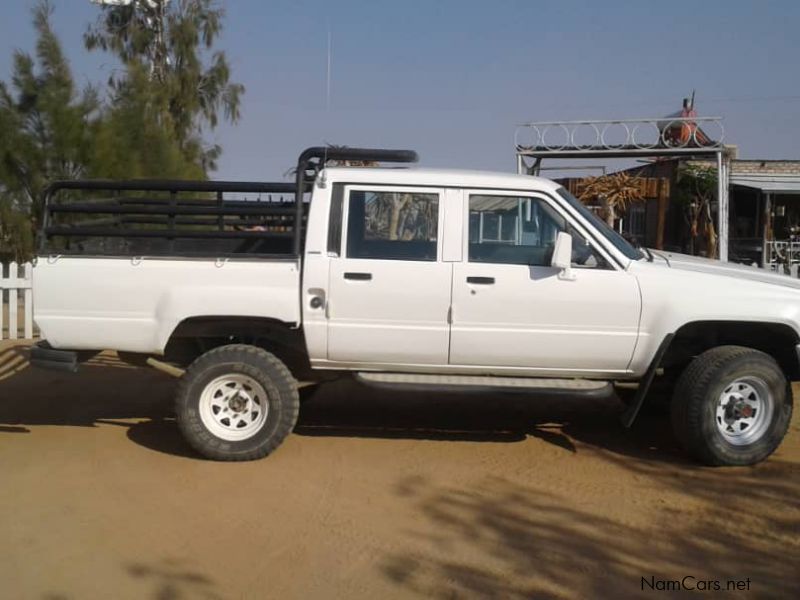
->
[671,346,792,466]
[176,344,299,461]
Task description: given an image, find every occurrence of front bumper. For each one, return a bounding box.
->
[29,342,79,373]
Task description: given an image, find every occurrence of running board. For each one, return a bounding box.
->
[355,372,613,397]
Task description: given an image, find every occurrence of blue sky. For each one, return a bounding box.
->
[1,0,799,180]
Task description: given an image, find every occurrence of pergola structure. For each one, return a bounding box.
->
[515,116,732,260]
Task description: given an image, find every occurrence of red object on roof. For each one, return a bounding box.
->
[662,92,711,147]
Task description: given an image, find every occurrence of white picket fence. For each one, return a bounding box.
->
[1,262,34,340]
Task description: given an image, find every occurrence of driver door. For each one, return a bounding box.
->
[449,191,641,374]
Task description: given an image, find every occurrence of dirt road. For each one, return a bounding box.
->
[1,340,798,599]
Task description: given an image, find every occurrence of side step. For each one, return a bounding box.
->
[355,372,613,397]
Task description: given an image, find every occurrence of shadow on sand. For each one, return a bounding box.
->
[378,468,800,599]
[295,378,685,464]
[0,345,794,473]
[125,560,222,600]
[1,345,685,464]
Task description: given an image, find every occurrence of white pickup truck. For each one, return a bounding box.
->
[30,147,796,465]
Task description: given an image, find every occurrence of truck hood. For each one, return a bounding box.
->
[648,250,800,290]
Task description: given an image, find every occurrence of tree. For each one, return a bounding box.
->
[0,1,99,260]
[577,172,645,228]
[0,1,209,262]
[675,164,718,257]
[85,0,244,170]
[87,62,205,180]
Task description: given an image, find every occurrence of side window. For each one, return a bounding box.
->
[468,195,608,268]
[346,190,439,261]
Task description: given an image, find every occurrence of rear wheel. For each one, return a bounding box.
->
[176,344,299,461]
[671,346,792,466]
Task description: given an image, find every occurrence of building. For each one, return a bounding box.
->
[569,156,800,268]
[515,96,800,269]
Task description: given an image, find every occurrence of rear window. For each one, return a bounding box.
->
[346,190,439,261]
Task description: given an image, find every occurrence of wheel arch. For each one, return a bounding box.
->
[661,320,800,380]
[162,316,310,376]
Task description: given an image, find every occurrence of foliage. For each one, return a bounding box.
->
[577,172,645,227]
[0,1,100,260]
[675,163,718,257]
[85,0,244,170]
[87,63,204,181]
[0,0,240,262]
[0,2,99,224]
[0,198,34,263]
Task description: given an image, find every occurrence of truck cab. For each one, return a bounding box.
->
[301,167,641,377]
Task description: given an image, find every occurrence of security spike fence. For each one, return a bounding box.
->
[1,262,34,340]
[514,116,725,153]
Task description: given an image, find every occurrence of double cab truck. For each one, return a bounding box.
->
[30,147,796,465]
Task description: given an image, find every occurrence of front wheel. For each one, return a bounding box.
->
[176,345,299,461]
[671,346,793,466]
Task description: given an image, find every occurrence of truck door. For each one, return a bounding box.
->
[326,185,452,364]
[449,190,641,374]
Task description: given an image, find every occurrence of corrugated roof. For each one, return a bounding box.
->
[730,174,800,193]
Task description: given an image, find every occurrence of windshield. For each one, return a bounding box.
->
[556,187,644,261]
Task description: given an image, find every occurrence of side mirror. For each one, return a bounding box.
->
[551,232,576,281]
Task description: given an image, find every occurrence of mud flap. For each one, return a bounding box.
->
[620,334,674,428]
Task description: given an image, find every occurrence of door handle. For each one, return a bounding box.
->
[466,276,495,285]
[344,272,372,281]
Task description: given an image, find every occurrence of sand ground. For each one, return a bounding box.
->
[0,339,798,599]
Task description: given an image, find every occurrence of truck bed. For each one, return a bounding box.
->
[34,257,301,353]
[34,178,307,353]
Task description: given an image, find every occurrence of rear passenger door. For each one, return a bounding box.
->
[326,185,452,365]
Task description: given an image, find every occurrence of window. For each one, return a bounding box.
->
[327,183,345,255]
[556,187,643,261]
[346,190,439,261]
[468,195,607,268]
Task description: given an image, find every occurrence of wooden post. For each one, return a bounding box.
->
[762,192,772,268]
[656,178,668,250]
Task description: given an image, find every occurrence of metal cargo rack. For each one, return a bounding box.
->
[40,146,418,259]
